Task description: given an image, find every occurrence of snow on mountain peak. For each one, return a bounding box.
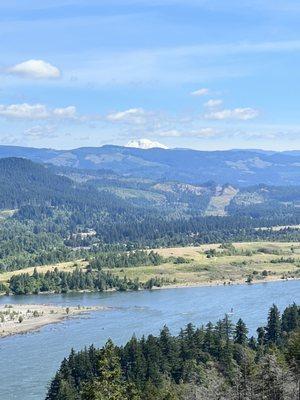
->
[125,139,169,150]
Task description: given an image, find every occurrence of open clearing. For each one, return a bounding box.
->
[1,242,300,289]
[112,242,300,286]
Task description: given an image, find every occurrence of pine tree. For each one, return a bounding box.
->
[281,303,299,333]
[257,327,265,346]
[81,340,139,400]
[265,304,281,344]
[55,380,78,400]
[234,318,248,346]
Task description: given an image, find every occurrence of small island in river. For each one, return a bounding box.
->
[0,304,105,338]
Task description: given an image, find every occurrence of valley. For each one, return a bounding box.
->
[3,1,300,399]
[0,157,299,276]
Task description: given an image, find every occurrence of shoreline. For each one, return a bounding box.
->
[0,277,298,338]
[1,275,299,297]
[0,304,107,339]
[153,275,300,291]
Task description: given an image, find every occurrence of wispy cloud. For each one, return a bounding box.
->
[156,127,219,138]
[191,88,209,96]
[55,39,300,87]
[2,39,297,90]
[106,108,148,124]
[205,107,259,121]
[24,124,57,139]
[204,99,223,108]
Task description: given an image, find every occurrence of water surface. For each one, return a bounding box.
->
[0,280,299,400]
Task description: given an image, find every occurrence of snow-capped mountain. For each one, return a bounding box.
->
[125,138,169,150]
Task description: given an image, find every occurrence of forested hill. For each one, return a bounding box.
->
[0,157,75,209]
[0,157,129,211]
[1,145,300,185]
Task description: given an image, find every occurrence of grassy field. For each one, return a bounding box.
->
[1,242,300,288]
[109,242,300,287]
[0,261,88,285]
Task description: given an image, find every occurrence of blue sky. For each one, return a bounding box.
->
[0,0,300,150]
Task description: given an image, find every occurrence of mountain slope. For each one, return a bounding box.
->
[0,157,74,209]
[0,157,130,213]
[0,145,300,185]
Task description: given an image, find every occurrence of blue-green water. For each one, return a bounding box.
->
[0,280,299,400]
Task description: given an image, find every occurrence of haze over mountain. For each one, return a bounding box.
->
[0,144,300,186]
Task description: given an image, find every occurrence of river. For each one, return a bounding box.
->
[0,280,299,400]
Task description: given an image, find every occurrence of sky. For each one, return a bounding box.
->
[0,0,300,151]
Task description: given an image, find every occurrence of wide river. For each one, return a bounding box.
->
[0,280,299,400]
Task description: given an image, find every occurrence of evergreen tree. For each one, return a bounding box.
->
[281,303,299,333]
[265,304,281,344]
[81,340,139,400]
[46,304,300,400]
[234,318,248,346]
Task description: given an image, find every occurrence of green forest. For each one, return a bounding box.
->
[8,266,168,295]
[46,304,300,400]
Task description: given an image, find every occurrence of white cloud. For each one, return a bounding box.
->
[204,99,223,108]
[158,129,181,137]
[7,59,61,79]
[53,106,77,119]
[191,88,209,96]
[205,107,259,120]
[106,108,148,124]
[0,103,79,121]
[0,103,49,119]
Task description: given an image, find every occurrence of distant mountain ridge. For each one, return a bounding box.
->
[0,144,300,186]
[1,157,299,221]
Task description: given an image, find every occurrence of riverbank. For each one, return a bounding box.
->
[1,242,300,297]
[154,274,300,291]
[0,304,106,338]
[1,270,299,298]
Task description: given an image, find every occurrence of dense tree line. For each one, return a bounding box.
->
[46,304,300,400]
[89,250,164,270]
[8,267,167,295]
